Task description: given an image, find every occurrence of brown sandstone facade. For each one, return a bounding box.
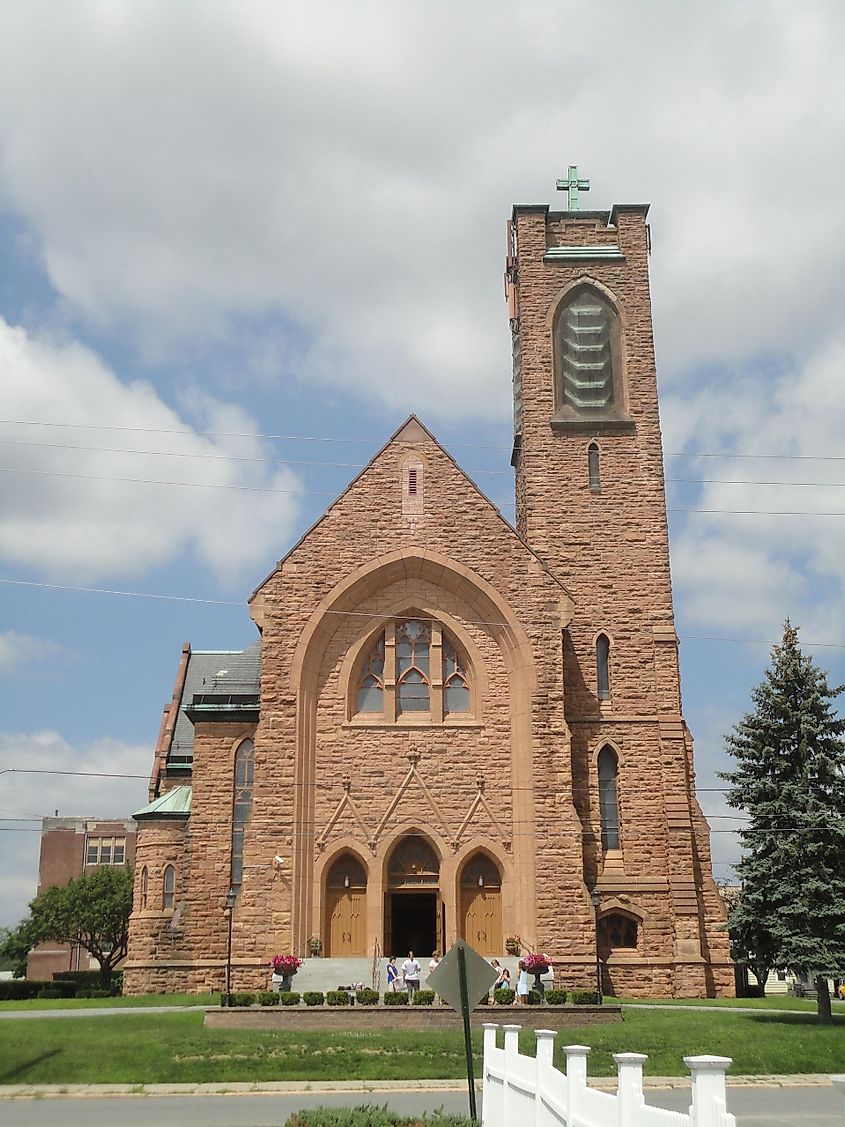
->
[124,189,733,998]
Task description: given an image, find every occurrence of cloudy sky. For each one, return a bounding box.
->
[1,0,843,928]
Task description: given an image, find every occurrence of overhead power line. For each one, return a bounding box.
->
[4,418,845,464]
[2,578,845,650]
[7,437,845,490]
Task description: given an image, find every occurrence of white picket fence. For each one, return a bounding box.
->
[481,1023,736,1127]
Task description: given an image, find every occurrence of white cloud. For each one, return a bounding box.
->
[0,730,150,927]
[666,331,845,641]
[0,318,303,583]
[0,2,840,419]
[0,631,66,676]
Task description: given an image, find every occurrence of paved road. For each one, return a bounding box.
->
[1,1086,843,1126]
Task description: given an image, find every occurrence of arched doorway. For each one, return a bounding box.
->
[385,835,441,957]
[324,852,368,957]
[459,852,502,956]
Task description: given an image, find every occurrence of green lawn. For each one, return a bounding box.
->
[1,1006,843,1085]
[617,994,845,1013]
[0,992,216,1011]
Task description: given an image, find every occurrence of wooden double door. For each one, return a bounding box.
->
[459,886,502,956]
[325,888,367,956]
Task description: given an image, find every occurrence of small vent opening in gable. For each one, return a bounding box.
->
[408,468,418,495]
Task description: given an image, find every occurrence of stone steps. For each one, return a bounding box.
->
[287,955,539,995]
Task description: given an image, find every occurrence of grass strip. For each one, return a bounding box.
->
[0,993,217,1011]
[0,1007,843,1085]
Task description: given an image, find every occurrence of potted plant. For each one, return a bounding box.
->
[505,937,520,956]
[523,952,552,997]
[271,953,303,993]
[308,936,323,957]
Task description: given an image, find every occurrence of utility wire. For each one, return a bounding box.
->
[8,437,845,490]
[5,418,845,464]
[2,578,845,650]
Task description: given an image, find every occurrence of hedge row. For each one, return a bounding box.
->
[222,987,599,1008]
[0,978,122,1002]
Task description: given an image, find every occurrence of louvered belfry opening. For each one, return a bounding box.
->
[556,290,614,411]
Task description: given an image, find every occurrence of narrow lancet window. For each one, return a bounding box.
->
[231,738,254,890]
[598,746,620,850]
[588,442,601,492]
[596,633,611,700]
[140,865,148,910]
[443,636,470,714]
[357,634,385,712]
[396,619,431,713]
[163,864,176,909]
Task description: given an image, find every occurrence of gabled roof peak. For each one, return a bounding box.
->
[389,415,438,445]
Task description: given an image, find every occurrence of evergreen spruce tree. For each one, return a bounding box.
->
[721,621,845,1023]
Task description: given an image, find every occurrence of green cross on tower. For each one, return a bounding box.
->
[556,165,590,211]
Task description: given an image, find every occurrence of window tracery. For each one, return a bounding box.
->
[352,618,473,723]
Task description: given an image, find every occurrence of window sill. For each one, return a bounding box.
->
[343,717,483,730]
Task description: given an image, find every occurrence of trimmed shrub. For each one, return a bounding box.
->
[89,989,111,999]
[51,979,80,998]
[326,989,350,1006]
[570,989,598,1005]
[545,989,568,1006]
[231,991,257,1007]
[258,991,279,1006]
[382,991,408,1005]
[526,990,542,1006]
[0,980,44,1001]
[279,991,301,1006]
[36,988,61,999]
[493,988,514,1005]
[356,988,379,1006]
[412,989,435,1006]
[303,991,325,1007]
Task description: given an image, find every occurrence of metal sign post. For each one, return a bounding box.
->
[427,939,498,1123]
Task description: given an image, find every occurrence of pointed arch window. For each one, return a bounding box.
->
[163,864,176,910]
[596,633,611,701]
[588,443,601,492]
[352,619,473,723]
[357,635,385,712]
[443,637,470,714]
[140,865,148,910]
[555,289,618,412]
[231,738,254,890]
[397,619,431,713]
[598,745,620,850]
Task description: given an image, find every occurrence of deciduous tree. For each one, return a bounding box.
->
[28,865,133,989]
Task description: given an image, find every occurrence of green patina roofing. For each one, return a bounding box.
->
[133,785,192,820]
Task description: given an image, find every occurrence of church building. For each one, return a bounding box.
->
[124,176,734,998]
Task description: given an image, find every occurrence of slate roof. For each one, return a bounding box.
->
[167,639,261,767]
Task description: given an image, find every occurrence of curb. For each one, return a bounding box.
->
[0,1075,837,1099]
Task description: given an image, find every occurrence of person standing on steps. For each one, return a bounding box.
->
[402,949,421,1001]
[386,956,401,993]
[516,958,530,1005]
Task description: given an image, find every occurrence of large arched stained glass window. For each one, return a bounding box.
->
[231,738,254,890]
[352,619,473,722]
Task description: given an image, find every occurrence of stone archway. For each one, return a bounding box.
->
[385,835,441,958]
[324,852,368,957]
[459,852,502,956]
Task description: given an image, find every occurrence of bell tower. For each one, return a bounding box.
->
[506,171,733,996]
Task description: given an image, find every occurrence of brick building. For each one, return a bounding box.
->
[27,817,136,980]
[124,182,733,998]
